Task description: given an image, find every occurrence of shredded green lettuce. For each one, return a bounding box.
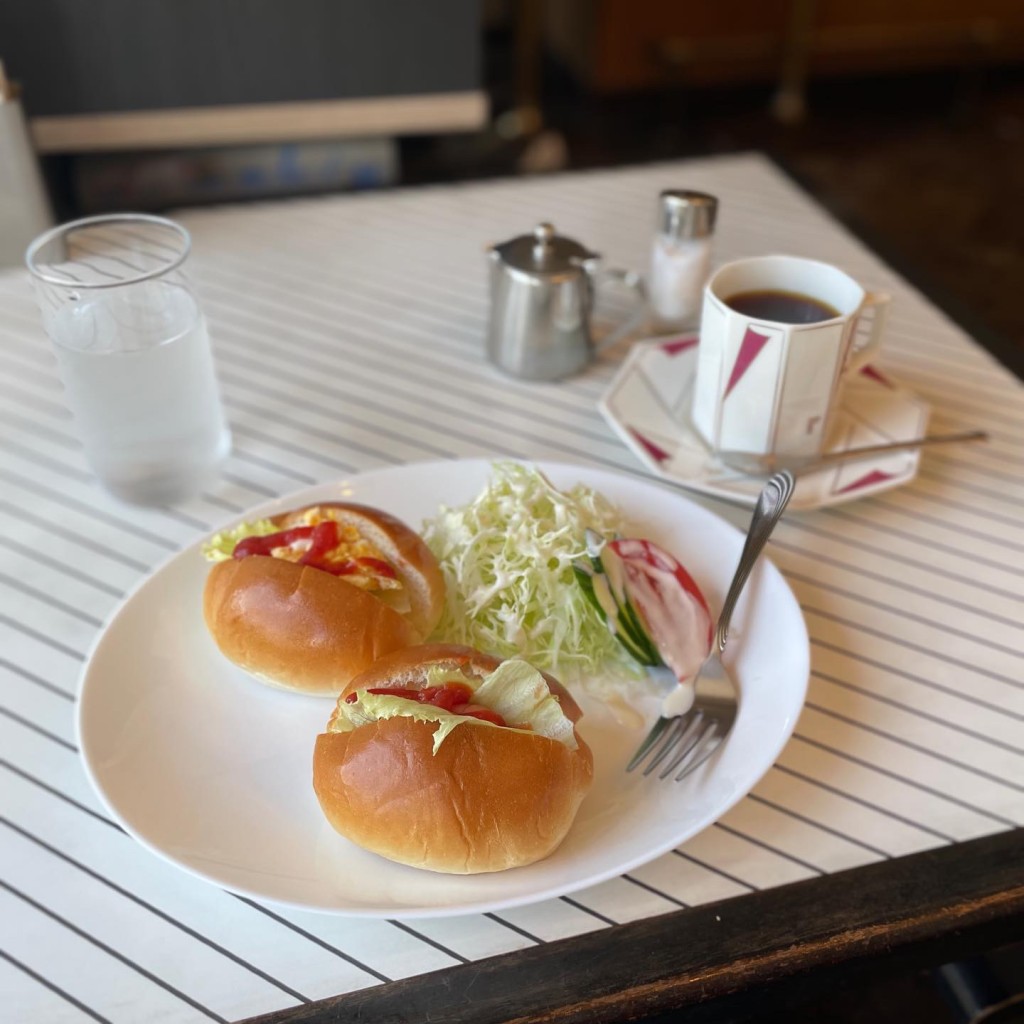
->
[332,693,470,755]
[329,658,577,754]
[473,659,577,747]
[201,518,278,562]
[421,462,643,680]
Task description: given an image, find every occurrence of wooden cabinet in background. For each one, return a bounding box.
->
[544,0,1024,93]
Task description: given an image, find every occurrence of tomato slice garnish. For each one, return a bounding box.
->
[608,538,711,622]
[607,537,714,655]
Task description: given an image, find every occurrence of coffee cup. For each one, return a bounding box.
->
[691,254,890,460]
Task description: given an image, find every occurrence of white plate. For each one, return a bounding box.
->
[600,336,931,510]
[77,459,809,919]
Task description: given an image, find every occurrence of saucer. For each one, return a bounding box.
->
[599,335,930,511]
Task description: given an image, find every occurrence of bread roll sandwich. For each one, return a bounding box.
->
[313,644,594,873]
[202,502,444,695]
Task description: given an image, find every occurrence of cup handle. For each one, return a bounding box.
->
[592,267,647,353]
[845,290,890,372]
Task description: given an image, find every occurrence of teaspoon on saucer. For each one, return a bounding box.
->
[717,429,988,477]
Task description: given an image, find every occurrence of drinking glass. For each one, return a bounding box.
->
[26,213,231,505]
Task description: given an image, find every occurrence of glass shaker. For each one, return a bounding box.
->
[648,190,718,333]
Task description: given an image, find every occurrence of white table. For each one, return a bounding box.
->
[1,153,1022,1023]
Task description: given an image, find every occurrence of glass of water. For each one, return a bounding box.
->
[26,213,231,505]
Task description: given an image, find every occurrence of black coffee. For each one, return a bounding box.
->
[724,289,840,324]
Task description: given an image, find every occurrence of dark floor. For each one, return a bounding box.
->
[747,948,1024,1024]
[404,52,1024,377]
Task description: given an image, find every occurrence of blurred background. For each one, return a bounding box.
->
[1,0,1022,368]
[1,0,1022,370]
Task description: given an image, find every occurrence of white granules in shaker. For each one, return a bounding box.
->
[648,190,718,332]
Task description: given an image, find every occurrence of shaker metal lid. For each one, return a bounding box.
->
[658,190,718,239]
[492,222,594,274]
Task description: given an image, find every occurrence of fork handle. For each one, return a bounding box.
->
[715,470,796,652]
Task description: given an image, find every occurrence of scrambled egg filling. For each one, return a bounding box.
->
[273,507,403,593]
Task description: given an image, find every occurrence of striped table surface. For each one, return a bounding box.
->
[1,153,1022,1024]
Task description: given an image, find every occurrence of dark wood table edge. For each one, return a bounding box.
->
[242,827,1024,1023]
[773,155,1024,382]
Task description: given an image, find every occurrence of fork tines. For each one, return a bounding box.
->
[626,712,723,780]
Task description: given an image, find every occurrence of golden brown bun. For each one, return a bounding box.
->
[203,503,445,695]
[312,644,594,874]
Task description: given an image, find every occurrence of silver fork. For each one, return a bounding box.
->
[626,470,796,780]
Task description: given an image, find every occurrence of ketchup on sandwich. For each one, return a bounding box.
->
[232,520,399,582]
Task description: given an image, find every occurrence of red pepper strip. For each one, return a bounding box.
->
[343,683,508,726]
[351,557,398,580]
[233,524,314,559]
[419,684,474,711]
[344,684,475,708]
[321,556,399,580]
[365,683,475,711]
[450,703,508,727]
